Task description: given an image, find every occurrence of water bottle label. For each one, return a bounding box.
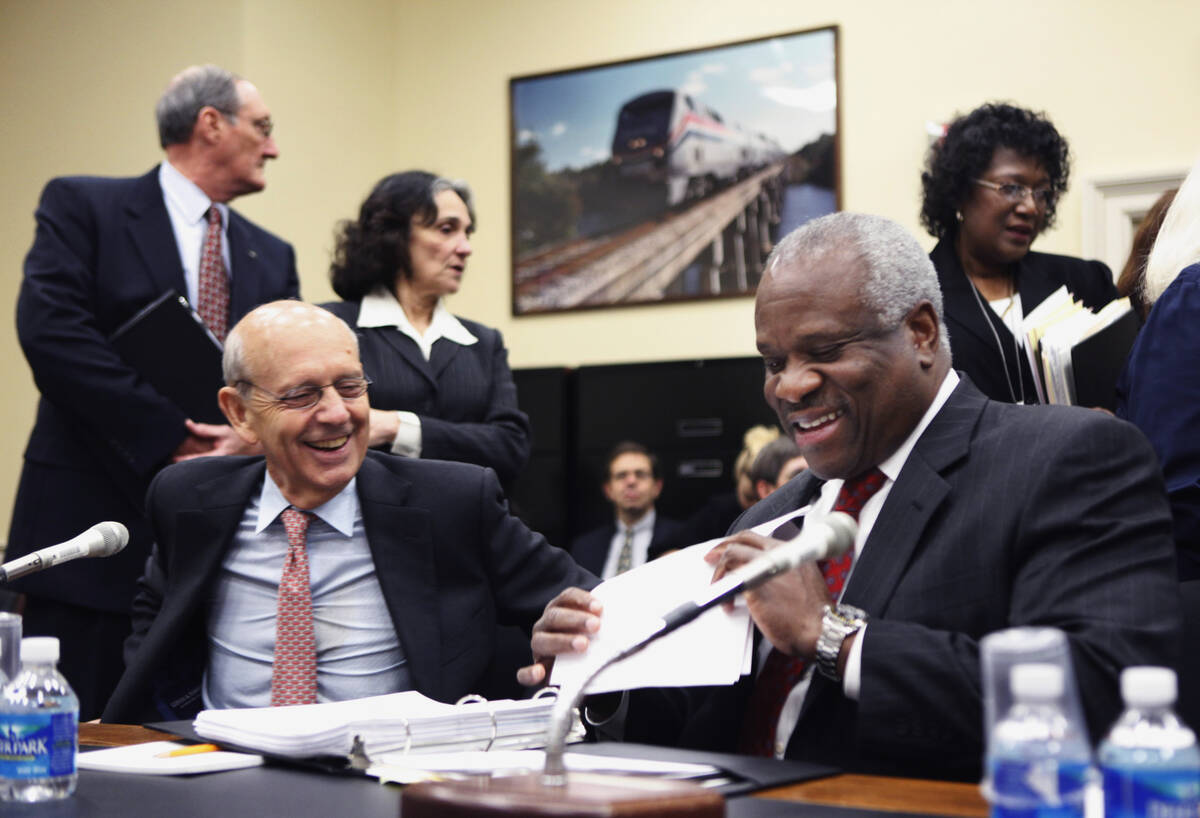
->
[0,711,77,779]
[991,759,1087,817]
[1102,766,1200,818]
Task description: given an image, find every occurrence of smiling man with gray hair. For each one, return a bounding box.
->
[522,211,1179,780]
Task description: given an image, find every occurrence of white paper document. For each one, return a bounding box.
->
[551,538,763,693]
[369,748,719,784]
[77,741,263,775]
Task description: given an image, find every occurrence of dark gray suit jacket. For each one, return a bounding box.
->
[9,167,298,612]
[627,378,1180,780]
[101,451,596,723]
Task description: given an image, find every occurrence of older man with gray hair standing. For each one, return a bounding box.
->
[9,64,297,718]
[523,212,1180,780]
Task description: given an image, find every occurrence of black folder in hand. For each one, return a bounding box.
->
[110,291,226,424]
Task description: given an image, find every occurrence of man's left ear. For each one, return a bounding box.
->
[907,302,940,366]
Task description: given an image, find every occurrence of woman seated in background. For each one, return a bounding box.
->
[1117,160,1200,579]
[920,102,1116,403]
[323,171,531,485]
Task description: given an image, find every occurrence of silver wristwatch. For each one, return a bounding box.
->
[815,603,868,681]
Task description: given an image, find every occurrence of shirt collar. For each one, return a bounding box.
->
[357,286,478,347]
[617,508,656,536]
[159,161,227,228]
[255,471,359,537]
[875,369,960,482]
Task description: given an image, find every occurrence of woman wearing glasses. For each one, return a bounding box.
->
[321,171,530,485]
[920,102,1116,403]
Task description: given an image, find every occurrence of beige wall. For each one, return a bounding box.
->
[2,0,1198,541]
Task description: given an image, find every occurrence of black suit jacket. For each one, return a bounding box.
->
[570,514,683,576]
[931,239,1117,404]
[101,451,596,723]
[320,300,530,485]
[8,168,298,613]
[627,378,1180,780]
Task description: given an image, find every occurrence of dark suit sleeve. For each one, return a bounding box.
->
[1117,266,1200,555]
[18,178,187,477]
[418,327,531,484]
[474,467,597,624]
[855,413,1180,760]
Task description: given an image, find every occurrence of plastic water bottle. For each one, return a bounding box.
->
[0,637,79,802]
[989,663,1090,817]
[1098,666,1200,818]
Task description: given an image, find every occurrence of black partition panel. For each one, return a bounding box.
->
[512,357,777,550]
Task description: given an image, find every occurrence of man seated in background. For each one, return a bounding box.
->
[571,442,682,577]
[103,301,594,722]
[747,436,808,501]
[521,212,1180,781]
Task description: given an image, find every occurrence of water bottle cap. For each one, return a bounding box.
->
[20,636,59,664]
[1010,663,1063,700]
[1121,666,1176,707]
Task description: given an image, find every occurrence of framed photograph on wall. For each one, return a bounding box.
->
[509,26,840,316]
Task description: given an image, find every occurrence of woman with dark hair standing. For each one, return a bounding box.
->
[322,171,530,484]
[921,102,1117,403]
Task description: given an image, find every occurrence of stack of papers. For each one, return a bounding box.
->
[193,691,580,759]
[1021,289,1136,407]
[77,741,263,776]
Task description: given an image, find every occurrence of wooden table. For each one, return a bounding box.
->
[79,724,989,816]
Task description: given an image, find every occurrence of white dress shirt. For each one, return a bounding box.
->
[356,286,478,456]
[202,473,409,709]
[158,161,230,310]
[600,509,657,580]
[767,369,960,757]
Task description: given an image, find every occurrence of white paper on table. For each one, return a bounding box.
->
[76,741,263,775]
[368,748,719,783]
[550,508,809,694]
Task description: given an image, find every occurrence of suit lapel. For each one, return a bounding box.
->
[841,380,982,615]
[226,213,269,322]
[429,337,462,379]
[170,461,267,593]
[124,167,187,300]
[379,329,437,389]
[355,457,444,699]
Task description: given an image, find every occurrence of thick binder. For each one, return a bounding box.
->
[110,291,226,424]
[1070,308,1139,411]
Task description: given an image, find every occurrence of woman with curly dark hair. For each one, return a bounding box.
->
[320,171,530,484]
[921,102,1116,403]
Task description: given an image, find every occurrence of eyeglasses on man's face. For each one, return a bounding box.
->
[238,376,371,411]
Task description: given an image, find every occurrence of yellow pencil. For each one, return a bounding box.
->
[156,743,221,758]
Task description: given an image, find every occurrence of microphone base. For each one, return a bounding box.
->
[402,771,724,817]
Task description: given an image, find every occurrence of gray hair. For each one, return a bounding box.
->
[156,65,241,148]
[765,212,950,353]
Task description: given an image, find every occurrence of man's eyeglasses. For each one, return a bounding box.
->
[238,377,371,411]
[972,178,1056,208]
[249,117,274,139]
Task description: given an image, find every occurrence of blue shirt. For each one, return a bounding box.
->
[202,474,410,709]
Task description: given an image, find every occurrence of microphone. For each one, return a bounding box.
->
[0,522,129,584]
[541,511,858,782]
[659,510,858,633]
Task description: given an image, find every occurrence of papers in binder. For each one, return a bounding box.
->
[192,691,581,759]
[1021,289,1136,409]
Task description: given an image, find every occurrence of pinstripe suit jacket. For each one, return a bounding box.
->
[627,377,1180,780]
[320,300,530,485]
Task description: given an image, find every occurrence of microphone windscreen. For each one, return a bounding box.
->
[94,521,130,557]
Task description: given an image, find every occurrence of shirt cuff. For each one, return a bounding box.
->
[389,411,422,457]
[842,622,866,700]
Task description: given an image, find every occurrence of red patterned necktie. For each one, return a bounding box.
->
[738,468,888,756]
[197,206,230,342]
[271,507,317,706]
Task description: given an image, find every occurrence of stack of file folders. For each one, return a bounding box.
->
[193,691,581,759]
